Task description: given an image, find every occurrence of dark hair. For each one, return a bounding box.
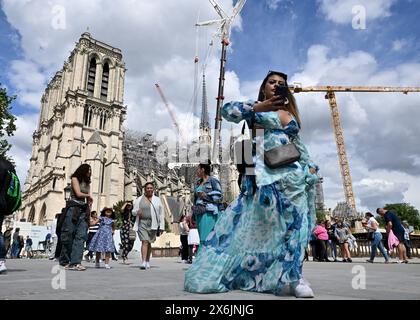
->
[100,207,116,219]
[71,164,91,184]
[257,71,301,128]
[90,211,97,217]
[55,213,61,219]
[365,212,374,218]
[198,162,211,175]
[144,182,154,189]
[179,214,187,223]
[376,208,381,214]
[15,228,20,232]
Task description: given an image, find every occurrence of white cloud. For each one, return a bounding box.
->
[8,60,47,109]
[392,39,408,52]
[290,44,420,212]
[8,113,39,189]
[318,0,397,24]
[267,0,283,10]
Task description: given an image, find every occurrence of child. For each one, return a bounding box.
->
[84,211,99,262]
[88,207,117,269]
[186,213,199,264]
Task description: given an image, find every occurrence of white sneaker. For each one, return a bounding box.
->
[104,264,111,269]
[146,262,150,269]
[0,261,7,274]
[140,261,146,270]
[291,279,314,298]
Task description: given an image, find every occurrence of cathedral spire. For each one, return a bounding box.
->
[200,73,210,130]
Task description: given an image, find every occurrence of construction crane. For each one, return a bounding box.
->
[292,85,420,212]
[155,83,183,140]
[196,0,247,174]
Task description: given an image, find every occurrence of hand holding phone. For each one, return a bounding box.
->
[274,85,289,106]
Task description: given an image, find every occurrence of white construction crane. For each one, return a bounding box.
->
[196,0,247,171]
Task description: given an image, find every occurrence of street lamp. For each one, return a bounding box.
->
[64,183,72,201]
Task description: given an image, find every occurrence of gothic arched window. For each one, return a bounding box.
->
[83,106,93,127]
[101,63,109,100]
[87,58,96,96]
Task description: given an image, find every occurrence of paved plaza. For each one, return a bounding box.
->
[0,256,419,300]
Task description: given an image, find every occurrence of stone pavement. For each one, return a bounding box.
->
[0,256,419,300]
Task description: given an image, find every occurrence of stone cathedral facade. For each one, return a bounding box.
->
[19,32,127,226]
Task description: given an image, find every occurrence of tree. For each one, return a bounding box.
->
[113,200,126,230]
[0,83,17,161]
[316,210,326,223]
[376,203,420,230]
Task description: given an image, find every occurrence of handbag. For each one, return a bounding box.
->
[146,197,162,237]
[264,141,301,169]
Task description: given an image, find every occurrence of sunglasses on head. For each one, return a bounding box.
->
[267,70,288,82]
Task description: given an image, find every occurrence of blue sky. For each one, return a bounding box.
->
[1,0,420,212]
[228,0,420,82]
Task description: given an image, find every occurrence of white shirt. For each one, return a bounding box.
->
[367,217,380,233]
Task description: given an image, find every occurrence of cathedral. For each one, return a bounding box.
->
[19,32,127,226]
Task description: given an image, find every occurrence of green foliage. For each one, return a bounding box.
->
[316,210,326,223]
[0,84,17,161]
[113,200,126,230]
[383,203,420,230]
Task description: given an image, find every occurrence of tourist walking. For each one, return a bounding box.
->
[185,71,319,298]
[88,207,117,269]
[186,214,199,264]
[363,212,389,263]
[132,182,165,270]
[120,202,136,264]
[48,213,60,260]
[84,211,99,262]
[179,214,189,263]
[313,221,330,262]
[402,221,413,259]
[191,162,223,248]
[17,236,24,258]
[326,220,338,261]
[59,164,93,271]
[10,228,20,258]
[377,208,408,263]
[334,220,352,262]
[25,236,33,259]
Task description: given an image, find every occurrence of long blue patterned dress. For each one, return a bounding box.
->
[184,100,319,295]
[194,176,223,249]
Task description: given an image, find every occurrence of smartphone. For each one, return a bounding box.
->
[275,86,289,100]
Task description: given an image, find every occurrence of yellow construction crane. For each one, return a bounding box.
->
[292,85,420,212]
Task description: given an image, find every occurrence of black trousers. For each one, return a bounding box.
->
[180,235,189,260]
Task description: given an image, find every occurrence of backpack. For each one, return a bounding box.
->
[0,158,22,216]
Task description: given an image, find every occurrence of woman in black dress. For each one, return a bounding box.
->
[120,202,135,264]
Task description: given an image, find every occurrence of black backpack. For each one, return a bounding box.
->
[231,118,257,194]
[0,158,22,217]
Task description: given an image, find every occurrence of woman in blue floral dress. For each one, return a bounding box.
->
[89,207,117,269]
[184,71,319,298]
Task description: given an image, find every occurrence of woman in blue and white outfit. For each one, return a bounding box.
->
[193,162,223,250]
[184,71,319,298]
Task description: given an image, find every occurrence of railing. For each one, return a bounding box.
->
[310,238,420,258]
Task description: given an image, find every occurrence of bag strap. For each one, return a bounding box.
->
[145,196,160,226]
